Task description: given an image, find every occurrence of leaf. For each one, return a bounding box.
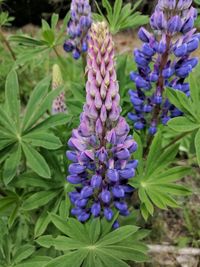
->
[146,131,162,176]
[168,117,199,133]
[22,143,51,178]
[3,144,21,185]
[44,251,87,267]
[10,35,47,46]
[32,113,70,131]
[97,225,139,246]
[50,213,73,236]
[14,256,52,267]
[88,218,101,244]
[51,13,59,29]
[0,196,16,213]
[166,88,196,118]
[22,191,59,210]
[22,77,51,132]
[24,85,64,132]
[51,215,88,242]
[34,211,51,238]
[36,235,85,251]
[0,106,16,134]
[195,128,200,166]
[148,166,191,183]
[42,30,55,45]
[113,0,123,26]
[13,245,35,264]
[102,247,148,262]
[23,131,62,150]
[97,250,130,267]
[138,187,154,215]
[5,70,20,129]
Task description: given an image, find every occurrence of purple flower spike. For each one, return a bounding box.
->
[129,0,199,135]
[67,22,138,224]
[64,0,92,59]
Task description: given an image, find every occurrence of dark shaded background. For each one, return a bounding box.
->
[2,0,153,27]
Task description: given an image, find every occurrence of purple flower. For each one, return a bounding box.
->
[67,22,138,224]
[63,0,92,59]
[129,0,199,134]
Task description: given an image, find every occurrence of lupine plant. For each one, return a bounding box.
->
[128,0,200,135]
[0,0,200,267]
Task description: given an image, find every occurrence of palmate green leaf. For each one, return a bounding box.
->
[37,214,147,266]
[195,128,200,166]
[5,70,20,130]
[22,131,62,150]
[130,130,191,220]
[22,190,60,210]
[22,143,51,178]
[3,144,21,185]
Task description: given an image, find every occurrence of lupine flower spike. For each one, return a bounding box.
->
[52,64,67,114]
[128,0,199,135]
[67,22,138,228]
[63,0,92,59]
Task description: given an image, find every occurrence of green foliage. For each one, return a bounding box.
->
[167,66,200,166]
[0,11,14,27]
[130,132,191,220]
[94,0,148,34]
[36,214,148,267]
[9,13,69,66]
[0,70,68,183]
